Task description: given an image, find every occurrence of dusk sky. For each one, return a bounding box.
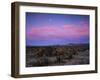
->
[26,12,89,46]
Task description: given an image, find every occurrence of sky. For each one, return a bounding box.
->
[26,12,89,46]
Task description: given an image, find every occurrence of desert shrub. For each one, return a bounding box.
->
[26,44,89,67]
[47,57,58,65]
[43,47,53,57]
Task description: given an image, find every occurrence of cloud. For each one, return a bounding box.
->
[26,22,89,40]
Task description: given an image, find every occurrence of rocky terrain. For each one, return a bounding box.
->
[26,44,89,67]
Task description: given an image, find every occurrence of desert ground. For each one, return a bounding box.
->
[26,44,89,67]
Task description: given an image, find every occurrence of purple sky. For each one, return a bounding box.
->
[26,12,89,46]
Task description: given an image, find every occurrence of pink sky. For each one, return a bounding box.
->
[26,23,89,40]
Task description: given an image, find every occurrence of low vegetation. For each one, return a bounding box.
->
[26,44,89,67]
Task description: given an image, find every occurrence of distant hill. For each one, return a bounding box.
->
[26,43,89,47]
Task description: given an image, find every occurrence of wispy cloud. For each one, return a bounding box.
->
[26,22,89,40]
